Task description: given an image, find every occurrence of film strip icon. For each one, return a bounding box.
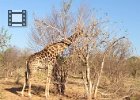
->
[8,10,26,26]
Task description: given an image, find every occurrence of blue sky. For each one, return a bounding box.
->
[0,0,140,55]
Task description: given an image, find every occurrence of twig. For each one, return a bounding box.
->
[98,87,121,96]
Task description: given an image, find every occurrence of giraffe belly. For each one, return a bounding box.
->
[31,59,47,71]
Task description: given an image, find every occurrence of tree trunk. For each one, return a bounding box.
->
[83,54,93,100]
[94,56,105,99]
[52,62,67,95]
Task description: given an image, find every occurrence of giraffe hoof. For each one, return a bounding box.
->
[28,93,32,98]
[45,96,49,100]
[20,91,24,97]
[45,94,49,99]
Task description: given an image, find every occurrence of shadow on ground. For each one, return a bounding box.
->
[5,85,46,97]
[5,87,22,96]
[3,81,55,97]
[2,80,85,99]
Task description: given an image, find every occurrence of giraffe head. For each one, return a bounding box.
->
[61,39,72,46]
[68,27,84,43]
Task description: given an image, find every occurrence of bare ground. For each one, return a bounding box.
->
[0,78,85,100]
[1,77,140,100]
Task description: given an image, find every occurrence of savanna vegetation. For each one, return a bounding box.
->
[0,1,140,100]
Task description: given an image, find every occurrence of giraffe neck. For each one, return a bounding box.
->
[43,42,69,57]
[67,33,78,43]
[43,29,82,57]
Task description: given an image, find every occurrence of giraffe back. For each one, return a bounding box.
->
[26,41,69,74]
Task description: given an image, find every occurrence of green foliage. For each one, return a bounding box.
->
[0,27,11,51]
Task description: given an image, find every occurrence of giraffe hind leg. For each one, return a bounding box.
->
[21,80,26,96]
[27,71,33,98]
[21,71,28,96]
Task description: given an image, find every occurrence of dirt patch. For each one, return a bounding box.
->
[0,79,85,100]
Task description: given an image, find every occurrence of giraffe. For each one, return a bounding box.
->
[21,28,83,99]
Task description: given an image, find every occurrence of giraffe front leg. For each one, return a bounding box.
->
[45,76,51,98]
[45,65,53,99]
[28,81,32,98]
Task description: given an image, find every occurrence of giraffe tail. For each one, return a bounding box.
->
[25,71,28,85]
[25,61,30,85]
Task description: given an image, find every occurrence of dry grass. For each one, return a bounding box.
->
[0,76,140,100]
[0,77,85,100]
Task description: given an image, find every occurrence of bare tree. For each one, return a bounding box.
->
[68,6,131,99]
[0,28,11,78]
[0,47,19,79]
[28,0,82,95]
[28,1,132,99]
[0,46,30,82]
[75,30,130,99]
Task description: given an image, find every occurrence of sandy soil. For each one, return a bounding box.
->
[0,78,85,100]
